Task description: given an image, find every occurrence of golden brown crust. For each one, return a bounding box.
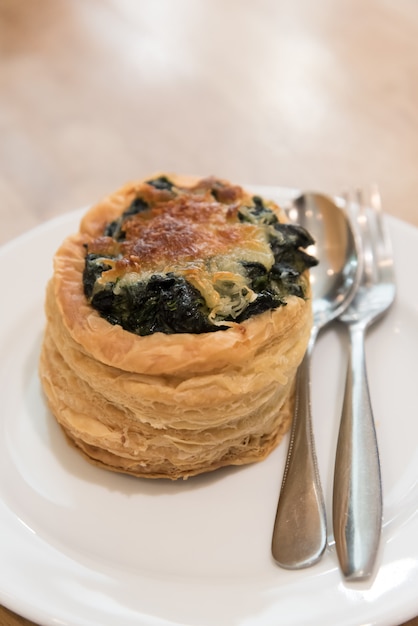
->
[39,174,313,479]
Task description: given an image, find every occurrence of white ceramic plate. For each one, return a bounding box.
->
[0,187,417,626]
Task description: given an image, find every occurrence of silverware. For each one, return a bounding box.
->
[272,193,362,569]
[333,186,396,580]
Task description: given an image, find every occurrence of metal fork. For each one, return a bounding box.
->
[332,186,396,580]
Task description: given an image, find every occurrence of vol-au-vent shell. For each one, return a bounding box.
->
[39,174,314,479]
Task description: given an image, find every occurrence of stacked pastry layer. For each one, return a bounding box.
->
[39,176,313,479]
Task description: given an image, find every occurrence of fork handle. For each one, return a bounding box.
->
[333,324,382,580]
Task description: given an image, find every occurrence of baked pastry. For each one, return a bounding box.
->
[39,174,317,479]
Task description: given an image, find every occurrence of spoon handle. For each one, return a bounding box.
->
[332,323,382,580]
[272,348,327,568]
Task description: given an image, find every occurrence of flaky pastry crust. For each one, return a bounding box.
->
[39,174,313,479]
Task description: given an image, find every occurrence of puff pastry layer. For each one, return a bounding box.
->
[39,175,314,479]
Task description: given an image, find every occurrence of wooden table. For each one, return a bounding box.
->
[0,0,417,624]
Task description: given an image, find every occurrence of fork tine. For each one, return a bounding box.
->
[369,184,382,213]
[349,189,377,286]
[369,185,396,281]
[342,189,362,249]
[342,185,394,296]
[362,192,381,285]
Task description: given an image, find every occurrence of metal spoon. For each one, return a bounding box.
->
[271,192,361,569]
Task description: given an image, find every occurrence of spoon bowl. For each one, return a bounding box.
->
[292,193,361,334]
[271,191,361,569]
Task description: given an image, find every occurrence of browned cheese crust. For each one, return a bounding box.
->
[39,174,313,479]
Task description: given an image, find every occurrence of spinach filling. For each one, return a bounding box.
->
[238,223,317,320]
[104,197,149,240]
[88,272,224,336]
[83,254,113,298]
[146,175,175,191]
[83,180,318,336]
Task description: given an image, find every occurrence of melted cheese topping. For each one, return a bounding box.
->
[86,179,278,324]
[83,176,315,334]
